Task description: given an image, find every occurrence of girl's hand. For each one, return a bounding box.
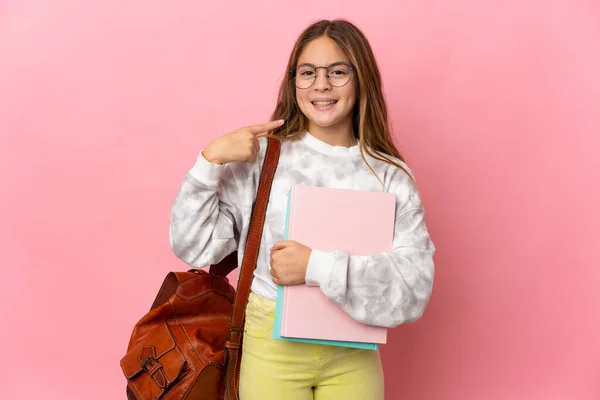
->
[269,241,312,286]
[202,119,284,165]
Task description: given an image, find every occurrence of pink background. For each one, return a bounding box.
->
[1,1,599,399]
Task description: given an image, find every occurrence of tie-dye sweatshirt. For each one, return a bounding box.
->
[169,131,435,328]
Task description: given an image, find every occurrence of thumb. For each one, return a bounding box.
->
[271,240,292,252]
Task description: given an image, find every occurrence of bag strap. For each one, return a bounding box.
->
[224,136,280,400]
[208,252,237,277]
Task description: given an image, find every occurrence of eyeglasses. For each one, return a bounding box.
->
[290,62,355,90]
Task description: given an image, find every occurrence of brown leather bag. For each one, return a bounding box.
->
[120,137,281,400]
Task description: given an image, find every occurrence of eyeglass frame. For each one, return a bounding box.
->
[290,61,356,90]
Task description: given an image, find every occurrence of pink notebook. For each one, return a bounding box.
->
[276,185,396,344]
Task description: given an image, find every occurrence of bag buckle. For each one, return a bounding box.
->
[226,327,243,341]
[141,355,159,371]
[137,347,168,389]
[225,327,243,349]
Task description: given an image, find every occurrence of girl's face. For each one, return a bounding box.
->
[294,36,357,138]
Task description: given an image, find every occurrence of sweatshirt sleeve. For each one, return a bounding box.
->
[304,169,436,328]
[169,151,243,268]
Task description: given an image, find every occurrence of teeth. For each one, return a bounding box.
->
[313,101,336,106]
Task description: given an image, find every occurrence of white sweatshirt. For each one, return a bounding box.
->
[169,131,435,328]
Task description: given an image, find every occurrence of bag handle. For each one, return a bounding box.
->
[222,136,280,400]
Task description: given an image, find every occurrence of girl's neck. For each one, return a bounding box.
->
[307,121,357,148]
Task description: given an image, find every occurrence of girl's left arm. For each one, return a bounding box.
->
[305,173,436,328]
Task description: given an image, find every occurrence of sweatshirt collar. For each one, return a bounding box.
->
[299,131,361,157]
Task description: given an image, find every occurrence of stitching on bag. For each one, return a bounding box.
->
[130,381,144,400]
[169,298,180,325]
[155,323,178,359]
[168,334,194,380]
[176,320,208,365]
[177,288,212,301]
[177,274,234,301]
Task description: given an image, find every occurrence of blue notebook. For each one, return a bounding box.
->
[271,188,378,350]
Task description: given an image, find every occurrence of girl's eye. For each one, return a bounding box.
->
[329,67,349,76]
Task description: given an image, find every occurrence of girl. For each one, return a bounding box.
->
[170,19,435,400]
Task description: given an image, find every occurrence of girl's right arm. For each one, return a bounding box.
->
[169,119,284,268]
[169,153,242,268]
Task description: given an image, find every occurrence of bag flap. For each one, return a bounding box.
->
[120,323,186,385]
